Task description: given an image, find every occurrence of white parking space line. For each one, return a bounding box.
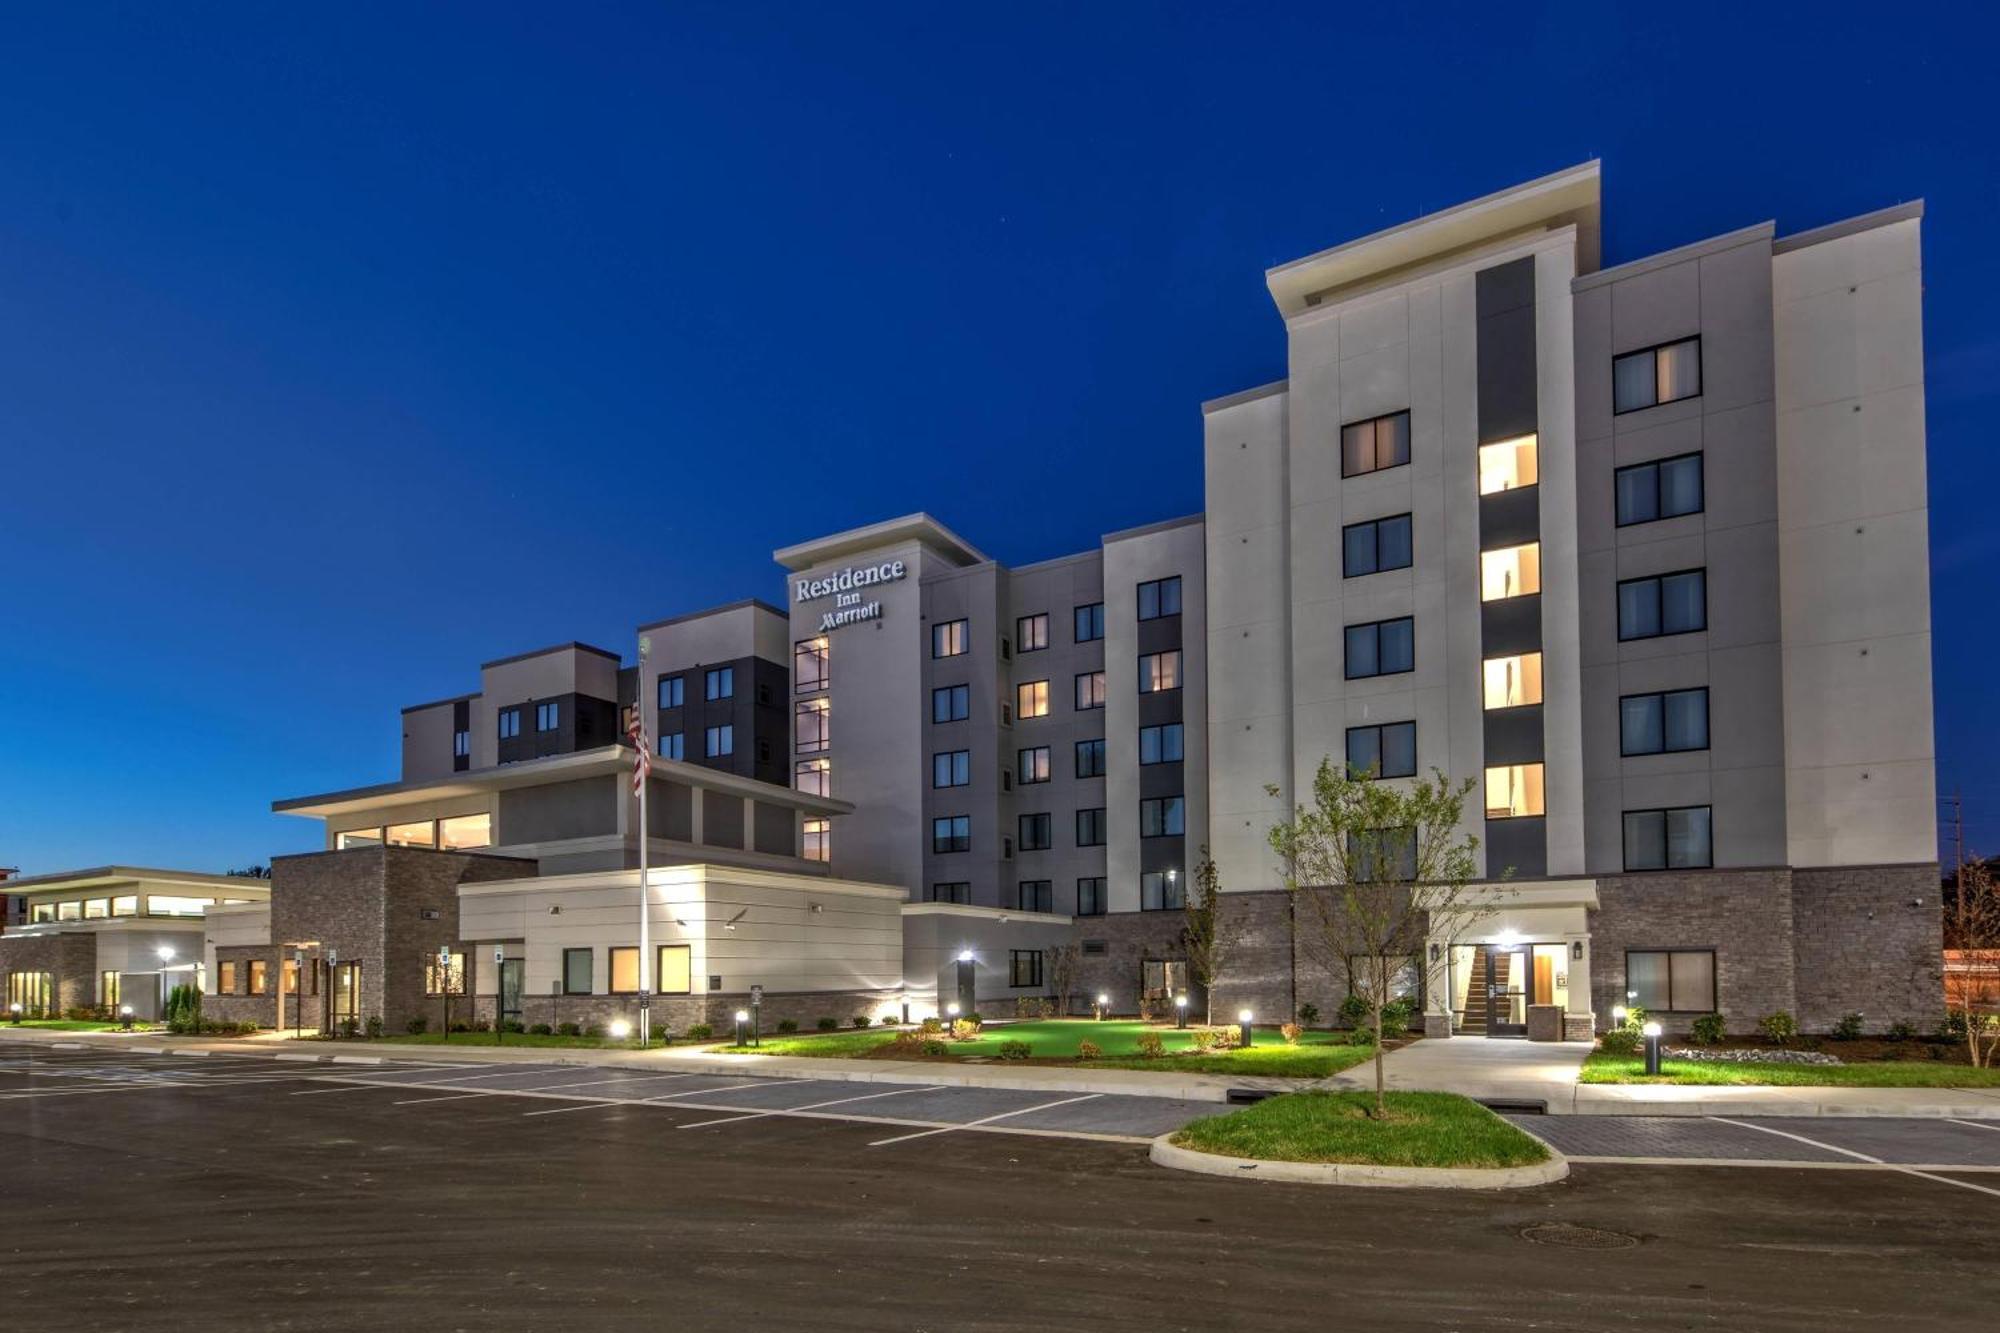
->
[291,1084,396,1096]
[1949,1118,2000,1134]
[512,1072,704,1096]
[517,1080,777,1117]
[1710,1117,2000,1200]
[392,1092,495,1106]
[868,1094,1103,1147]
[678,1084,937,1129]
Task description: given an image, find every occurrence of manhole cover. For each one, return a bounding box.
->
[1518,1223,1639,1250]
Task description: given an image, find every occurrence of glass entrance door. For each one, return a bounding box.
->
[332,962,361,1028]
[1483,946,1529,1037]
[1141,959,1190,1011]
[499,959,524,1025]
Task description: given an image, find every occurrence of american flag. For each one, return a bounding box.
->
[626,706,652,793]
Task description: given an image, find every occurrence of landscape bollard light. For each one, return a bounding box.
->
[1611,1005,1627,1027]
[8,1002,21,1024]
[1095,993,1109,1022]
[1642,1021,1663,1075]
[609,1019,632,1042]
[734,1009,749,1047]
[120,1005,134,1032]
[1237,1009,1253,1049]
[1175,994,1188,1029]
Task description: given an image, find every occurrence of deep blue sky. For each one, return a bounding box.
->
[2,3,1995,873]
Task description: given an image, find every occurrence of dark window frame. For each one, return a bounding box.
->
[1345,721,1418,779]
[932,749,972,788]
[1009,949,1044,988]
[658,675,684,709]
[1075,738,1106,779]
[1614,451,1705,527]
[1339,409,1413,479]
[1136,576,1183,621]
[1075,807,1107,847]
[1139,795,1186,838]
[1074,670,1106,711]
[1016,613,1050,653]
[1018,812,1053,852]
[1017,745,1051,785]
[1138,722,1184,766]
[1616,568,1708,642]
[930,684,970,724]
[1073,602,1105,642]
[926,882,970,904]
[1342,512,1415,578]
[931,815,971,854]
[704,666,734,701]
[1612,336,1704,416]
[1138,650,1182,694]
[1621,805,1714,871]
[1624,948,1718,1012]
[1618,687,1711,757]
[1076,877,1106,916]
[930,619,969,659]
[1141,870,1185,911]
[793,639,828,693]
[1014,880,1053,913]
[1344,616,1416,680]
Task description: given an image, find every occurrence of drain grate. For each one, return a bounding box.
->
[1518,1223,1639,1250]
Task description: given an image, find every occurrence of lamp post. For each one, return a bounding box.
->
[1642,1021,1663,1076]
[1174,994,1189,1029]
[1237,1009,1254,1049]
[493,945,506,1045]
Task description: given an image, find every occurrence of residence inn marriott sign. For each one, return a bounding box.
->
[796,560,907,632]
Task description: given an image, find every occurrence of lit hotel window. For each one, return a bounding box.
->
[796,757,831,796]
[438,813,492,850]
[802,817,830,862]
[386,821,437,849]
[794,637,828,693]
[1478,434,1539,494]
[1482,653,1543,709]
[1480,543,1541,601]
[1017,680,1050,719]
[1485,763,1546,819]
[796,698,829,753]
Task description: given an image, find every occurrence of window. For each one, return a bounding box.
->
[795,757,831,796]
[1138,650,1181,693]
[1073,671,1106,711]
[336,828,382,849]
[660,732,684,761]
[425,950,466,996]
[1340,410,1412,477]
[386,820,436,849]
[1613,337,1702,414]
[932,816,971,854]
[794,638,828,693]
[1139,723,1184,765]
[608,946,640,994]
[1009,950,1044,988]
[248,960,269,995]
[656,944,692,995]
[282,958,300,997]
[100,971,120,1007]
[110,895,137,917]
[1142,870,1184,911]
[217,961,237,994]
[1343,513,1414,578]
[498,707,522,739]
[562,948,593,995]
[1479,542,1541,601]
[1077,877,1106,916]
[1075,738,1106,778]
[1623,806,1713,871]
[147,895,214,916]
[1137,576,1183,620]
[1617,570,1707,641]
[453,730,470,759]
[1345,617,1415,679]
[1016,614,1049,652]
[932,750,971,788]
[83,898,108,919]
[705,724,734,758]
[536,701,559,732]
[1074,602,1105,642]
[1346,722,1416,779]
[1018,746,1051,784]
[1620,688,1711,756]
[1016,680,1050,719]
[1348,827,1418,881]
[1015,881,1053,913]
[795,698,829,753]
[705,667,734,701]
[1019,813,1053,851]
[931,619,968,658]
[1075,808,1107,847]
[1478,434,1539,494]
[802,817,830,862]
[1615,453,1704,526]
[927,882,970,904]
[1482,652,1544,710]
[931,685,969,724]
[1626,949,1717,1012]
[1485,763,1546,819]
[1140,796,1186,838]
[659,675,684,709]
[438,813,492,850]
[28,902,54,923]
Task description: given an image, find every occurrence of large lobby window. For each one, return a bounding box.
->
[83,898,109,919]
[386,820,437,849]
[425,950,466,996]
[1140,796,1185,838]
[932,816,970,854]
[1017,614,1049,653]
[796,699,829,753]
[249,960,269,995]
[29,902,55,923]
[1341,409,1411,478]
[1075,738,1106,778]
[1618,569,1707,641]
[1343,513,1413,577]
[1485,763,1546,819]
[1074,602,1105,642]
[1139,650,1181,693]
[1626,949,1716,1012]
[1074,671,1106,710]
[802,817,830,862]
[1017,680,1050,719]
[147,895,214,916]
[1075,807,1107,847]
[1010,950,1045,988]
[1621,688,1710,756]
[1344,617,1414,679]
[1482,652,1544,709]
[562,948,593,995]
[438,813,492,850]
[933,749,971,788]
[1613,336,1702,414]
[656,945,692,995]
[1018,746,1051,784]
[931,685,969,724]
[608,947,639,994]
[1346,721,1416,780]
[1478,434,1539,494]
[1139,723,1183,765]
[111,895,138,916]
[932,619,968,658]
[794,637,828,693]
[796,758,831,797]
[705,724,734,758]
[1137,576,1182,620]
[1623,806,1713,871]
[1480,542,1541,601]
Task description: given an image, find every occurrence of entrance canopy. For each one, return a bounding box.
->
[1449,879,1598,944]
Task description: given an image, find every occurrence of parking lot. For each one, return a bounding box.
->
[3,1045,1997,1330]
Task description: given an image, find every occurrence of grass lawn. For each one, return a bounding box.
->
[1171,1091,1550,1168]
[725,1019,1384,1077]
[1580,1050,2000,1087]
[366,1031,698,1050]
[2,1019,160,1033]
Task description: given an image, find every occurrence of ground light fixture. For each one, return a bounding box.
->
[1095,992,1109,1021]
[119,1005,134,1031]
[609,1019,632,1041]
[957,950,974,963]
[8,1002,20,1024]
[946,1002,960,1025]
[1611,1005,1627,1025]
[733,1010,749,1046]
[1175,993,1189,1028]
[1642,1021,1664,1076]
[1237,1009,1253,1049]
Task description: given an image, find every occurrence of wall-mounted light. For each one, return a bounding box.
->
[1571,941,1584,961]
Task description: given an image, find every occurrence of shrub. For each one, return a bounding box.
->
[1076,1040,1103,1061]
[338,1017,360,1038]
[1688,1013,1726,1045]
[1379,998,1414,1033]
[919,1017,943,1036]
[1015,998,1039,1020]
[502,1020,526,1034]
[364,1016,385,1039]
[529,1023,553,1036]
[1296,1003,1320,1026]
[996,1040,1032,1060]
[558,1022,582,1038]
[405,1016,429,1035]
[951,1018,982,1041]
[685,1023,713,1041]
[450,1023,471,1034]
[1135,1031,1165,1059]
[1831,1012,1865,1041]
[965,1012,983,1025]
[1347,1025,1377,1047]
[1886,1021,1916,1042]
[582,1023,604,1039]
[1190,1027,1223,1051]
[1279,1022,1303,1046]
[777,1019,799,1034]
[852,1015,872,1028]
[1338,993,1371,1028]
[1759,1010,1799,1045]
[920,1039,951,1057]
[816,1016,838,1031]
[1597,1026,1641,1056]
[1035,998,1056,1019]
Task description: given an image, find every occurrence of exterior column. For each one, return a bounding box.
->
[1422,935,1453,1038]
[1562,931,1594,1040]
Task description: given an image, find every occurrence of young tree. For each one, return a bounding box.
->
[1182,849,1233,1025]
[1046,941,1081,1018]
[1267,759,1482,1116]
[1944,856,2000,1068]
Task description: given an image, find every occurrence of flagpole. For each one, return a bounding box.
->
[637,634,652,1049]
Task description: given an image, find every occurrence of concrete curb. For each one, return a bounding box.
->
[1148,1135,1570,1190]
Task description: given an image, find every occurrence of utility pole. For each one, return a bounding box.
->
[1951,792,1966,937]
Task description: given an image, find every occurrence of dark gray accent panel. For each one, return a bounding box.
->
[497,776,618,844]
[1479,487,1541,551]
[1138,761,1185,800]
[1485,817,1547,878]
[1136,616,1183,656]
[1480,596,1543,658]
[701,790,744,850]
[1476,257,1539,448]
[1476,255,1536,316]
[1136,689,1184,728]
[752,802,794,856]
[1139,836,1184,877]
[647,779,694,843]
[1484,705,1546,765]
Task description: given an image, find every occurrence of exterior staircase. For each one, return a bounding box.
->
[1455,948,1511,1035]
